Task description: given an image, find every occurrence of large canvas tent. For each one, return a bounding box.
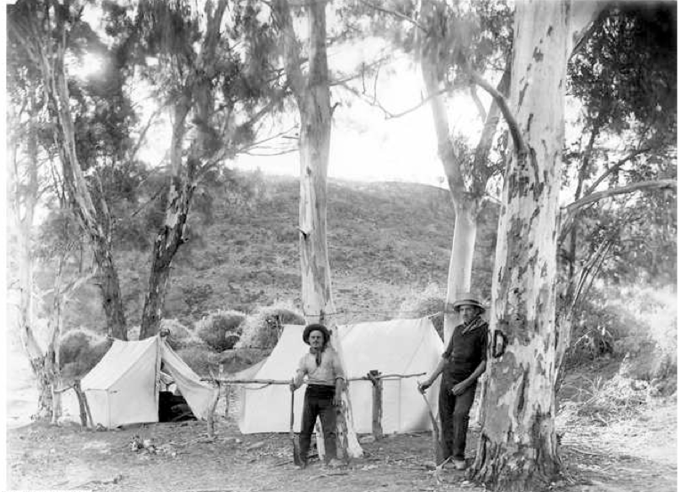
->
[81,335,217,428]
[238,317,444,434]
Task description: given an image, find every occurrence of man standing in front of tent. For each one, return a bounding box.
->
[419,294,488,470]
[290,323,345,469]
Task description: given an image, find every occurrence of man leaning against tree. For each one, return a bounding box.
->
[290,323,345,469]
[419,293,489,470]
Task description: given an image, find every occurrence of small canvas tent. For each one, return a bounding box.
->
[238,317,444,435]
[81,335,217,428]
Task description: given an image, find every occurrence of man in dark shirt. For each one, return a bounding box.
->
[419,294,488,470]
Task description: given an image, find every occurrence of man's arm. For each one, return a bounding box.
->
[290,357,307,391]
[451,360,486,396]
[419,355,448,392]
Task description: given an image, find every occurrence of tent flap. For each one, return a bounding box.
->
[80,335,218,428]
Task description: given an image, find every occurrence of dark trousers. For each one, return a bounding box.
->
[299,385,337,463]
[439,380,477,461]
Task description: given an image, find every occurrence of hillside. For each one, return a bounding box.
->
[62,175,499,332]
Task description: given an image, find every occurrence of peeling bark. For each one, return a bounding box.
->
[470,1,582,490]
[274,0,362,459]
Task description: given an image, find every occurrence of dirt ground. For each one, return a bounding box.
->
[6,392,676,492]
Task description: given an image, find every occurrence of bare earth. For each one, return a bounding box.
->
[6,395,676,492]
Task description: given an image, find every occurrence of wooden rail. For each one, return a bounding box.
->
[202,371,426,439]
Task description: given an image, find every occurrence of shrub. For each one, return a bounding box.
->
[195,310,246,352]
[571,373,648,424]
[397,283,446,339]
[565,285,677,383]
[236,303,305,352]
[564,288,632,366]
[59,329,112,380]
[176,345,220,376]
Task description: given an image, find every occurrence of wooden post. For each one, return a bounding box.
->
[223,383,230,418]
[206,381,221,439]
[72,380,93,428]
[367,370,383,440]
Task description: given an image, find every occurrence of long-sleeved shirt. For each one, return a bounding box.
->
[293,347,345,388]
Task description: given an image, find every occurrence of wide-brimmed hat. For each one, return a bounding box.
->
[302,323,331,345]
[451,293,486,313]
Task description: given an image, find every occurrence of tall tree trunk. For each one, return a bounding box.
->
[419,8,474,342]
[139,2,227,339]
[419,2,509,343]
[9,96,65,421]
[140,100,193,339]
[10,109,53,418]
[10,2,128,339]
[92,236,128,340]
[273,0,362,460]
[470,1,571,490]
[567,121,601,281]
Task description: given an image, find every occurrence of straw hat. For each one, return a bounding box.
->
[451,293,486,313]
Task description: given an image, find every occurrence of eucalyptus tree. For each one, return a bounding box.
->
[7,28,108,418]
[341,0,513,341]
[416,0,512,341]
[8,0,130,339]
[105,0,284,338]
[560,2,677,307]
[271,0,363,460]
[468,2,614,490]
[6,57,54,417]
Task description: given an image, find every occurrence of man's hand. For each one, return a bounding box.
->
[418,380,431,393]
[451,381,469,396]
[290,377,297,392]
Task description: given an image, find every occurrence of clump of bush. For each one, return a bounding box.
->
[566,285,677,384]
[160,318,203,351]
[236,304,305,352]
[176,345,221,376]
[59,328,112,380]
[195,310,246,352]
[398,283,446,339]
[571,373,649,424]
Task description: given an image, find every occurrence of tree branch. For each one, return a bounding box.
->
[564,179,676,216]
[470,71,526,154]
[569,1,608,59]
[339,80,448,119]
[357,0,427,33]
[584,147,653,195]
[469,84,487,123]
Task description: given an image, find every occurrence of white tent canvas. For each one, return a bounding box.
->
[238,317,444,434]
[81,335,217,428]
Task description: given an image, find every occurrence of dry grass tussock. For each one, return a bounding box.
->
[59,328,112,381]
[235,303,304,352]
[194,310,246,351]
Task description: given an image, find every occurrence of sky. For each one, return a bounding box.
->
[231,49,487,188]
[131,37,490,190]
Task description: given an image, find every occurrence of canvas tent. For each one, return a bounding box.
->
[81,335,217,428]
[238,317,444,435]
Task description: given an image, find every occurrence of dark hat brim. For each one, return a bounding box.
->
[302,324,331,344]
